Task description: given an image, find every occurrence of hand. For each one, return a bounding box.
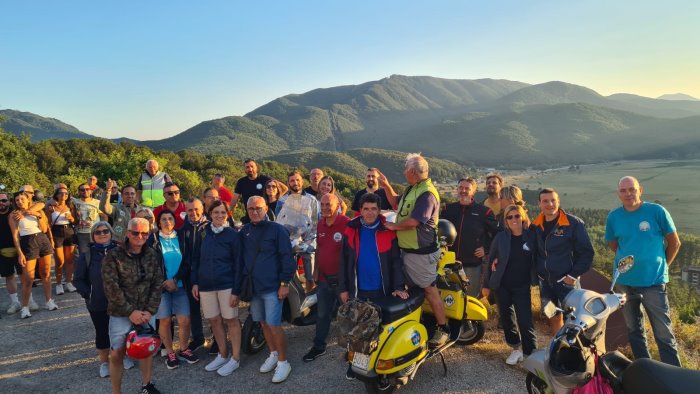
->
[230,294,239,308]
[383,222,397,231]
[491,258,498,272]
[278,285,290,300]
[129,310,144,325]
[392,290,409,299]
[163,279,177,292]
[305,279,315,293]
[191,285,199,301]
[563,276,576,286]
[481,288,490,299]
[18,254,27,267]
[377,171,390,189]
[12,211,24,221]
[474,247,485,258]
[141,311,152,323]
[64,212,73,221]
[340,291,349,304]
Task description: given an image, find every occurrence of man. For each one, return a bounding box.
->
[232,159,271,223]
[137,159,172,209]
[72,183,105,254]
[605,176,682,366]
[275,171,319,292]
[232,196,294,383]
[87,175,105,201]
[212,174,233,205]
[350,167,393,212]
[153,182,186,230]
[181,198,209,352]
[303,193,350,362]
[303,168,324,198]
[379,153,449,347]
[101,179,140,243]
[482,173,504,217]
[102,218,163,394]
[202,187,220,213]
[532,188,594,335]
[441,177,498,297]
[0,191,22,314]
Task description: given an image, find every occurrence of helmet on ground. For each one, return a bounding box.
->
[437,219,457,247]
[126,324,161,359]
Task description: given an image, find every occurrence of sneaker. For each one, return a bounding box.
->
[55,284,65,295]
[65,282,77,292]
[29,298,39,311]
[217,358,240,376]
[99,362,110,378]
[141,382,161,394]
[45,299,59,311]
[165,352,180,370]
[260,352,278,373]
[205,354,229,372]
[302,347,326,362]
[178,348,200,364]
[208,339,219,355]
[506,349,524,365]
[345,365,356,380]
[123,357,135,370]
[272,361,292,383]
[20,307,31,319]
[188,337,205,352]
[160,349,168,358]
[428,325,449,348]
[7,301,21,314]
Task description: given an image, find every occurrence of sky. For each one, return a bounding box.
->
[2,1,699,140]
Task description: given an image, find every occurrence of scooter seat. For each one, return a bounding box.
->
[372,288,425,325]
[622,358,700,394]
[598,351,631,391]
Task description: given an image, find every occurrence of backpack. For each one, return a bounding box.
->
[337,299,382,354]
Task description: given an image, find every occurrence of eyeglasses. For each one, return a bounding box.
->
[506,214,521,220]
[129,230,150,238]
[166,190,180,196]
[265,185,277,189]
[56,192,68,196]
[0,199,8,203]
[94,229,111,236]
[78,188,89,192]
[247,207,265,212]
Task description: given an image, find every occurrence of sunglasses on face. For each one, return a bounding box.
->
[0,199,8,203]
[129,230,150,238]
[166,190,180,196]
[79,188,89,192]
[506,214,521,220]
[266,185,277,189]
[94,229,111,236]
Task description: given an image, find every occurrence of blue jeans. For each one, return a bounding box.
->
[185,281,204,342]
[313,281,341,350]
[616,284,681,367]
[250,291,283,326]
[495,285,537,355]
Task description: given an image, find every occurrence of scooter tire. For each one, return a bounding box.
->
[456,320,485,345]
[525,372,548,394]
[241,315,266,355]
[363,379,395,394]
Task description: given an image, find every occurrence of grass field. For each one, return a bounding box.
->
[511,159,700,235]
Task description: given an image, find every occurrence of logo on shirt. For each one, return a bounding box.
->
[333,232,342,242]
[180,211,187,220]
[639,221,650,232]
[256,183,263,190]
[553,228,565,237]
[523,243,530,252]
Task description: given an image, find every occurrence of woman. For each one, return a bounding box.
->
[497,185,526,227]
[264,179,287,221]
[46,186,77,295]
[9,192,57,318]
[135,207,156,233]
[72,221,134,377]
[191,200,242,376]
[317,175,348,215]
[148,210,198,369]
[482,204,537,365]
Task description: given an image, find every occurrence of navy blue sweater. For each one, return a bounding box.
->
[73,242,118,312]
[190,225,242,293]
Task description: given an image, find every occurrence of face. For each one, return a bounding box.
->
[319,179,333,196]
[159,213,176,233]
[126,222,150,248]
[88,176,97,186]
[504,209,524,233]
[186,201,204,222]
[210,205,229,226]
[212,175,224,188]
[309,169,324,187]
[538,192,560,218]
[203,189,219,207]
[265,182,278,198]
[146,160,158,176]
[288,174,303,193]
[78,184,91,199]
[247,199,268,224]
[164,185,180,203]
[486,177,501,196]
[122,187,137,205]
[360,202,380,225]
[617,178,642,208]
[366,170,378,188]
[93,225,112,244]
[320,194,338,218]
[15,194,29,209]
[403,165,415,185]
[0,194,9,213]
[55,188,69,202]
[244,161,258,178]
[457,181,475,202]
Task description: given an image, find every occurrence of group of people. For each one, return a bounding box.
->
[0,154,685,394]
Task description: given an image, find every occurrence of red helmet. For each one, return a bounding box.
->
[126,324,161,359]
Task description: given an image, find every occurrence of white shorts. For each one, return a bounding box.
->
[200,289,239,320]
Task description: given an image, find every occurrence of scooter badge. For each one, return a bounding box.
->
[410,330,421,346]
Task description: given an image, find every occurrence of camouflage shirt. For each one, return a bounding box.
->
[101,243,163,317]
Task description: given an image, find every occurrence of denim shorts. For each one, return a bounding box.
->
[539,279,575,311]
[250,291,283,326]
[155,287,190,319]
[109,315,156,350]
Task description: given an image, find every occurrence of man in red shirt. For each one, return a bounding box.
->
[302,193,350,362]
[212,174,233,205]
[153,182,187,230]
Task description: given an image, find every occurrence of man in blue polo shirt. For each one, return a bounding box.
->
[605,176,682,366]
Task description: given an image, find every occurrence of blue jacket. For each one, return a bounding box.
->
[190,225,242,293]
[484,228,538,290]
[73,242,118,312]
[532,209,594,283]
[235,220,294,296]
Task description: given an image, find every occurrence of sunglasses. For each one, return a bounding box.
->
[94,229,111,236]
[0,199,8,203]
[506,214,521,220]
[78,188,89,192]
[166,190,180,196]
[265,185,277,189]
[129,230,150,238]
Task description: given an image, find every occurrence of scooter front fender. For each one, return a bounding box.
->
[465,296,488,321]
[374,319,428,375]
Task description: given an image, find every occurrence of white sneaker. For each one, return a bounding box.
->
[99,362,110,378]
[260,352,278,373]
[20,306,32,319]
[123,357,135,370]
[506,349,524,365]
[55,284,65,295]
[7,301,21,314]
[160,349,168,357]
[205,355,229,372]
[65,283,77,293]
[216,358,240,376]
[272,361,292,383]
[45,299,59,311]
[29,298,39,311]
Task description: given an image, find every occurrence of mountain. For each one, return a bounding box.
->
[0,109,92,141]
[657,93,699,101]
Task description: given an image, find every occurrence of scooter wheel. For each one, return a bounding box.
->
[526,372,548,394]
[242,315,266,355]
[363,379,395,394]
[456,320,485,345]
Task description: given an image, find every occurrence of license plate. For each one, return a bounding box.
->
[352,352,370,370]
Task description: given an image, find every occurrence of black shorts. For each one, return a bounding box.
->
[0,254,22,277]
[20,233,53,260]
[52,224,76,247]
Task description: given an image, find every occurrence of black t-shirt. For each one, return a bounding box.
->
[302,186,318,198]
[351,188,392,211]
[0,211,13,248]
[543,218,557,238]
[234,175,271,207]
[501,234,532,288]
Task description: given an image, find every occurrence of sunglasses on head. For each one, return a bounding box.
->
[506,214,521,220]
[129,230,150,238]
[94,229,111,236]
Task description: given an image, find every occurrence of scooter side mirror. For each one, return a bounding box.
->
[543,301,563,319]
[610,255,634,292]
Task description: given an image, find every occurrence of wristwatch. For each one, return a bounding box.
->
[280,281,289,287]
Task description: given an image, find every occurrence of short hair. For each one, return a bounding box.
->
[247,195,267,206]
[135,206,154,219]
[287,170,302,179]
[359,192,381,209]
[214,173,225,179]
[163,182,179,190]
[458,177,477,188]
[367,167,379,173]
[486,173,504,185]
[500,185,524,206]
[405,153,429,176]
[202,187,217,196]
[207,199,230,217]
[90,221,114,243]
[503,204,531,229]
[538,187,558,201]
[121,184,136,193]
[186,197,203,205]
[244,158,256,165]
[128,217,150,230]
[156,210,176,229]
[77,182,90,190]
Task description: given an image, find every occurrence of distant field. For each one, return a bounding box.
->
[512,159,700,235]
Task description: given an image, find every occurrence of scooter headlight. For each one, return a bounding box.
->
[376,359,395,371]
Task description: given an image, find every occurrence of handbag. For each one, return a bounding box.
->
[573,353,613,394]
[239,225,270,302]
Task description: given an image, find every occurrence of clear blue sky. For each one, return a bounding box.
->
[2,1,698,139]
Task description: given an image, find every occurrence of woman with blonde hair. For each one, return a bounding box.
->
[317,175,347,215]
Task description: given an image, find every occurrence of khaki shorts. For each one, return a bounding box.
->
[200,289,239,320]
[402,250,441,289]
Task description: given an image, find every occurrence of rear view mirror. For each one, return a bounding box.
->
[543,301,560,319]
[610,255,634,292]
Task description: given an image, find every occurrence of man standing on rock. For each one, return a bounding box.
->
[351,167,393,213]
[605,176,682,366]
[232,159,271,223]
[137,159,172,209]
